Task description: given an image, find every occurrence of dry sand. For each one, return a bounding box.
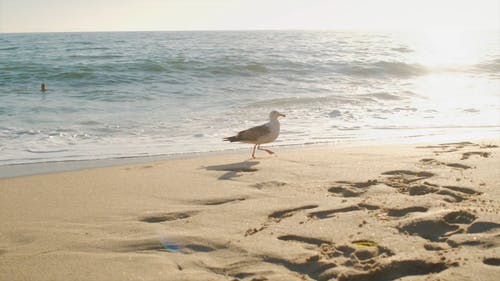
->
[1,140,499,281]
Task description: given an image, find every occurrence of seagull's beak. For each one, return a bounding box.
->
[279,113,286,117]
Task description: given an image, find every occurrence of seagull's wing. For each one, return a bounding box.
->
[224,123,270,143]
[237,124,270,141]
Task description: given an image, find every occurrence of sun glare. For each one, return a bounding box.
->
[405,30,495,68]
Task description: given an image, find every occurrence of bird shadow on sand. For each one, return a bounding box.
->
[204,160,259,180]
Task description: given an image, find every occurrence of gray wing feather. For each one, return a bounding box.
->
[236,124,270,141]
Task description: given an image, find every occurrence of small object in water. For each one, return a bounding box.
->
[41,83,47,92]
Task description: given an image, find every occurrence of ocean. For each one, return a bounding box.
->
[0,30,499,166]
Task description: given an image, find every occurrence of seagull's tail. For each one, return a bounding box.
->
[223,136,239,142]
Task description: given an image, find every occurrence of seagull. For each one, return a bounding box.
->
[224,111,285,158]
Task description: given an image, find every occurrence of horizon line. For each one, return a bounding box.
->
[1,27,499,35]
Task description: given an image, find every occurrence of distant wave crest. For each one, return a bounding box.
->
[245,91,415,108]
[337,61,429,78]
[0,46,18,51]
[473,59,500,74]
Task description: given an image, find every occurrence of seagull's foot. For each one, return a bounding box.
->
[263,149,275,155]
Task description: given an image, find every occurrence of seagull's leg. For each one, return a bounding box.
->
[257,144,275,155]
[251,144,257,158]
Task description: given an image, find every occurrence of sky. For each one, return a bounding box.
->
[0,0,499,33]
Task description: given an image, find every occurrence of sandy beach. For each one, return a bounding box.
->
[1,140,499,281]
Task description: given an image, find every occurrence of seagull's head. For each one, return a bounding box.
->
[269,110,286,120]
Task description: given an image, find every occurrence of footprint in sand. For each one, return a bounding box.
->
[379,170,436,195]
[327,180,378,197]
[419,158,472,169]
[328,186,362,197]
[480,144,498,149]
[277,234,330,247]
[245,205,318,236]
[382,170,435,186]
[269,236,394,280]
[139,210,199,223]
[335,259,450,281]
[418,142,480,153]
[385,206,429,218]
[443,210,478,224]
[434,184,482,203]
[441,185,481,195]
[114,239,169,252]
[435,216,500,248]
[270,234,449,281]
[379,170,480,203]
[446,163,472,169]
[461,151,491,160]
[195,197,246,206]
[396,210,499,245]
[308,203,380,220]
[268,204,320,221]
[483,258,500,266]
[114,236,234,257]
[398,217,460,242]
[251,181,287,190]
[466,221,500,233]
[327,240,394,261]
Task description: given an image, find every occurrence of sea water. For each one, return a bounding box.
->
[0,31,499,166]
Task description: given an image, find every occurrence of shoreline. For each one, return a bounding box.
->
[2,133,499,179]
